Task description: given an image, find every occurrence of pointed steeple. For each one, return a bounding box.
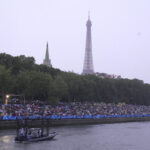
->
[45,42,49,60]
[43,42,52,67]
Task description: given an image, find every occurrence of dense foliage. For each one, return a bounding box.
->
[0,53,150,105]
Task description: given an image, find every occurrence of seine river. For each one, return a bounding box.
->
[0,122,150,150]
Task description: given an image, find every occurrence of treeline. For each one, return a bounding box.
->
[0,53,150,105]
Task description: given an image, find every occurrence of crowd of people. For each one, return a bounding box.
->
[1,101,150,118]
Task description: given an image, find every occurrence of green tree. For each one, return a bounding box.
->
[53,75,68,101]
[0,65,13,101]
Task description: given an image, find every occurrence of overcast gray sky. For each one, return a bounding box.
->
[1,0,150,83]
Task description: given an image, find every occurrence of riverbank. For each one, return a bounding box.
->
[1,117,150,129]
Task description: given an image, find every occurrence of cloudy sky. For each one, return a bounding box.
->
[0,0,150,83]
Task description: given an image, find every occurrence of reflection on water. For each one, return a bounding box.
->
[0,136,11,143]
[0,122,150,150]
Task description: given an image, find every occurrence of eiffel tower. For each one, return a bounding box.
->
[82,14,94,74]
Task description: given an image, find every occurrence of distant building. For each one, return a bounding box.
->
[82,13,94,75]
[43,42,52,67]
[95,72,121,79]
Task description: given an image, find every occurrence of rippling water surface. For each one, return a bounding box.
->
[0,122,150,150]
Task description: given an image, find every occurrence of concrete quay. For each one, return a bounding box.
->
[0,117,150,129]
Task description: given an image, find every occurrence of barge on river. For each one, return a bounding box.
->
[14,119,57,143]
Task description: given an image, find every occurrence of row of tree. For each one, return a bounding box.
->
[0,53,150,105]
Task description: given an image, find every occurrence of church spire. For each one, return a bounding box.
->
[43,42,52,67]
[45,42,49,60]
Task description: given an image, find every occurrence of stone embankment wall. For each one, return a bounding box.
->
[1,117,150,129]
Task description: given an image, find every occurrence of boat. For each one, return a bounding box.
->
[15,128,56,143]
[14,119,57,143]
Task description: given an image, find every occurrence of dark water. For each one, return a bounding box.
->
[0,122,150,150]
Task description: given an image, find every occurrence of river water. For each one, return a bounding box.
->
[0,122,150,150]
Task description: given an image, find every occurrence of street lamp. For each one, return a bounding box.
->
[5,95,10,104]
[5,94,26,105]
[6,95,10,99]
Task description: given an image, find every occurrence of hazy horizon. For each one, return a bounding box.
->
[1,0,150,83]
